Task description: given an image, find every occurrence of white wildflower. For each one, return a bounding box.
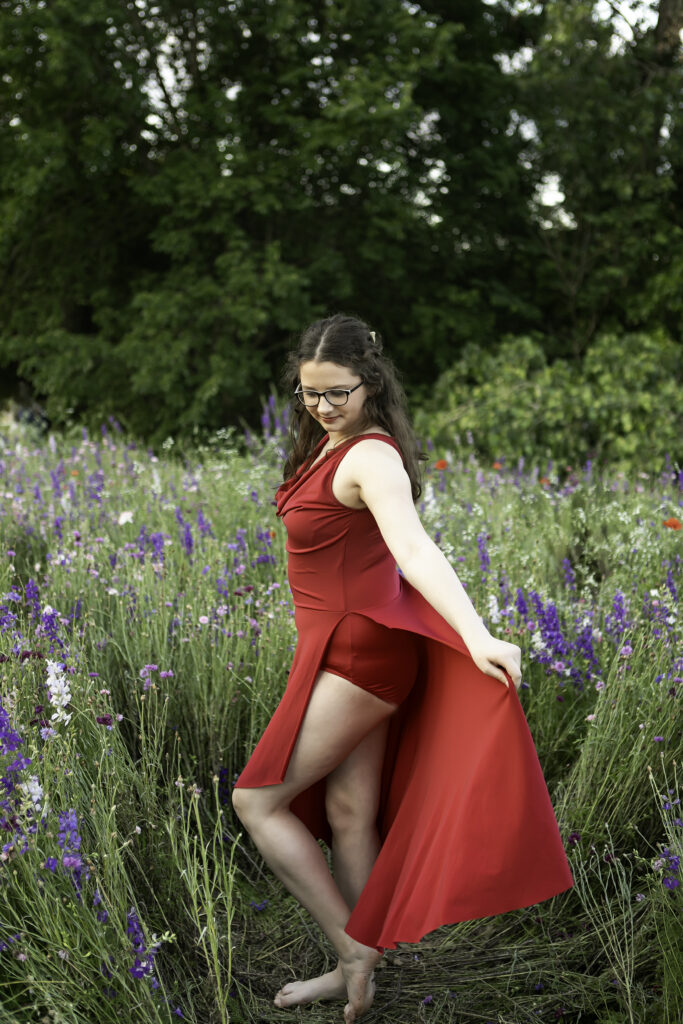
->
[19,775,44,810]
[422,481,437,510]
[487,592,501,625]
[46,661,72,726]
[530,631,545,652]
[118,510,134,525]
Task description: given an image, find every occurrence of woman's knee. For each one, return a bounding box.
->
[232,784,290,828]
[325,784,378,837]
[232,785,263,827]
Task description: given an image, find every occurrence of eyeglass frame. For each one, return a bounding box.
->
[294,380,364,407]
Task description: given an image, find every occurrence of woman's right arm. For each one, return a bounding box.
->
[345,440,522,690]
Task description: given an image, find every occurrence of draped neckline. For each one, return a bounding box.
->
[275,432,396,517]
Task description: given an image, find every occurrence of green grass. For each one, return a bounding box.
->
[0,419,680,1023]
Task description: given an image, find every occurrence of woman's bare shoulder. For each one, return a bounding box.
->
[349,434,402,459]
[333,435,412,511]
[337,436,406,480]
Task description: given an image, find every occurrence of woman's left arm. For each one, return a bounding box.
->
[348,441,522,690]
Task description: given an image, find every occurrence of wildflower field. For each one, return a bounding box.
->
[0,410,681,1024]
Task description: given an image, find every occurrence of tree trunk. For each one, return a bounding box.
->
[654,0,683,56]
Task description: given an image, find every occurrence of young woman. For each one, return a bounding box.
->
[232,314,574,1022]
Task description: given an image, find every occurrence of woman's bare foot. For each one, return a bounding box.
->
[273,962,346,1008]
[341,946,382,1023]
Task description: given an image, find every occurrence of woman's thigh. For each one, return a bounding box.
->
[234,669,396,818]
[325,716,390,830]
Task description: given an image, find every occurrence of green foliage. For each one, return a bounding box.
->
[516,0,683,354]
[415,330,683,470]
[0,0,682,446]
[1,419,682,1021]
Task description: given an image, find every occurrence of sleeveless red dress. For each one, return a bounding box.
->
[234,433,574,950]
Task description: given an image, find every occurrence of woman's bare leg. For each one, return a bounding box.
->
[327,717,390,907]
[232,671,395,1021]
[274,718,392,1009]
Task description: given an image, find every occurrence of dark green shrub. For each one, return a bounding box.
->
[414,330,682,471]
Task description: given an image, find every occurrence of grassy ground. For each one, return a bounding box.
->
[0,416,681,1023]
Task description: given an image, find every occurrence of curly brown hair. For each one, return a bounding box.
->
[281,313,425,500]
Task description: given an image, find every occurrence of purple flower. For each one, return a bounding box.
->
[0,705,23,757]
[51,809,90,895]
[126,907,162,986]
[182,522,194,558]
[477,533,491,582]
[605,591,631,639]
[197,509,214,537]
[92,889,109,923]
[0,932,21,952]
[24,578,41,620]
[58,809,80,850]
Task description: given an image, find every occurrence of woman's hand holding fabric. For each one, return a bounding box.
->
[465,634,523,690]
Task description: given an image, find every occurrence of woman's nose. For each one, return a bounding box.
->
[318,394,334,413]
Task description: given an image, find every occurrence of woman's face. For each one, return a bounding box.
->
[297,360,369,436]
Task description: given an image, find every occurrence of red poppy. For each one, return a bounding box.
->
[663,517,682,531]
[492,461,502,470]
[539,476,550,486]
[434,459,448,471]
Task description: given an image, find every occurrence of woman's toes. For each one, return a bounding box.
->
[272,966,347,1008]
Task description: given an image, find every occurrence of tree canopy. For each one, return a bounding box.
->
[0,0,681,444]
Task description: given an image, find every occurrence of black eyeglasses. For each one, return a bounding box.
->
[294,381,364,407]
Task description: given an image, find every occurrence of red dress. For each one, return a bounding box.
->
[234,433,574,950]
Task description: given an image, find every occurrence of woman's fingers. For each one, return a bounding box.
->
[501,658,522,690]
[501,644,522,689]
[488,658,522,691]
[504,655,522,690]
[474,656,510,688]
[469,638,523,690]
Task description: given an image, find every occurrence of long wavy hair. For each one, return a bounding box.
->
[281,313,426,501]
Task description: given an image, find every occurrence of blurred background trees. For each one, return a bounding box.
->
[0,0,681,464]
